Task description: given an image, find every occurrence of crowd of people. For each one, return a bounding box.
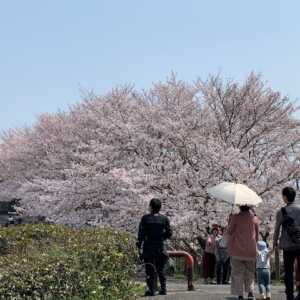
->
[137,186,300,300]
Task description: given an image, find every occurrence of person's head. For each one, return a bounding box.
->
[221,226,227,234]
[149,198,162,214]
[282,187,296,204]
[257,240,267,251]
[239,205,251,212]
[211,227,219,236]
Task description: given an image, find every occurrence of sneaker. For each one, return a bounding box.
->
[159,289,167,295]
[238,296,244,300]
[144,290,155,297]
[248,292,255,300]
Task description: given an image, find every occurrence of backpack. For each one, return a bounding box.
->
[281,207,300,245]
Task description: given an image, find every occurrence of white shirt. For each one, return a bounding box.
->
[256,249,270,269]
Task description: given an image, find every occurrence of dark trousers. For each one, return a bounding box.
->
[203,252,216,279]
[216,258,230,284]
[283,249,300,300]
[144,253,168,293]
[227,258,231,282]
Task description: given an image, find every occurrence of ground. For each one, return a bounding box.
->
[139,280,286,300]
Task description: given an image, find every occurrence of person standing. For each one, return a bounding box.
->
[296,259,300,294]
[273,187,300,300]
[256,241,274,300]
[227,205,259,300]
[137,198,172,297]
[215,227,230,285]
[203,227,219,284]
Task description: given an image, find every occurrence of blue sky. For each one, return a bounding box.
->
[1,1,300,132]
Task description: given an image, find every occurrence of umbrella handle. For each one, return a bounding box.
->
[228,204,234,223]
[231,204,234,213]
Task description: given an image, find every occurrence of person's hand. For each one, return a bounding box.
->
[137,248,143,261]
[207,236,212,245]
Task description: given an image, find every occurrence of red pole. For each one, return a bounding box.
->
[168,250,195,291]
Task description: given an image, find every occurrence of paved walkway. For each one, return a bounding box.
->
[139,280,286,300]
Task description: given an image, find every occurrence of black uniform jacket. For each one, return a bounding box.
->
[137,213,172,256]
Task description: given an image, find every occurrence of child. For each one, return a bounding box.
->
[256,241,273,300]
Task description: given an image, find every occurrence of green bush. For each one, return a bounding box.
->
[0,224,139,300]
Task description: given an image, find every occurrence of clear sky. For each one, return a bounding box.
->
[1,1,300,132]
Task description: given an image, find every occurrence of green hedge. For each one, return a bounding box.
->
[0,224,139,300]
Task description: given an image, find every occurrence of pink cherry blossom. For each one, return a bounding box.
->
[0,73,299,242]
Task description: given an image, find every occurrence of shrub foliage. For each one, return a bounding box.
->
[0,224,138,299]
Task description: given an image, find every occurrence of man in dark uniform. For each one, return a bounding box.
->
[137,198,172,297]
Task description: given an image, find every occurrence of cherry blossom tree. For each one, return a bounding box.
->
[0,73,299,251]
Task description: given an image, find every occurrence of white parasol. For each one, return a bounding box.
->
[207,182,262,207]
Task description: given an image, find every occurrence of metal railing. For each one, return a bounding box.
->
[168,250,195,291]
